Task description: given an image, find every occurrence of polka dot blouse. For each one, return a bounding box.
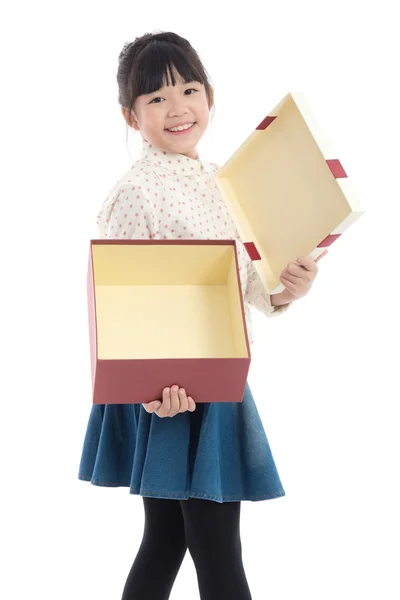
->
[96,138,289,344]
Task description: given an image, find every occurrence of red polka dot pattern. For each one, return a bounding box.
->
[96,139,289,343]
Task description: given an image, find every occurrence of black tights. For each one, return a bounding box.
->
[121,496,252,600]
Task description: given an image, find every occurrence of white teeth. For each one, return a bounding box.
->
[167,123,194,132]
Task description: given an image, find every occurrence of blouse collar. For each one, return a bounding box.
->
[139,137,205,176]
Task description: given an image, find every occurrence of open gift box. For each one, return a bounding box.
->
[214,91,364,295]
[88,239,251,405]
[87,91,365,406]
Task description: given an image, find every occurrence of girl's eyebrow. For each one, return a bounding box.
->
[146,81,200,96]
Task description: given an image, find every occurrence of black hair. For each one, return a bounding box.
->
[116,31,215,144]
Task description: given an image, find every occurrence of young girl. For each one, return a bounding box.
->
[78,30,323,600]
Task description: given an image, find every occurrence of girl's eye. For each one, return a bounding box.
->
[150,88,197,104]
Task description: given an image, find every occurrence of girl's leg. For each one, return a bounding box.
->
[121,497,188,600]
[179,497,252,600]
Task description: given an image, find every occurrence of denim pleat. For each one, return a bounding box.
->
[78,382,285,503]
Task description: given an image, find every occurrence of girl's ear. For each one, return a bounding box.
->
[121,106,140,130]
[130,113,141,131]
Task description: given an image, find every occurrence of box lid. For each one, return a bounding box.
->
[214,91,365,294]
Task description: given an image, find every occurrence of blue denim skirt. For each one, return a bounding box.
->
[78,382,286,503]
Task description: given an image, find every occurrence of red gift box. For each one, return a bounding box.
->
[88,239,251,404]
[214,91,364,296]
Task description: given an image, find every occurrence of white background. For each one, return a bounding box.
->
[1,1,399,598]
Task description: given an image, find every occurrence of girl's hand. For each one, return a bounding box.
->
[280,249,328,300]
[142,385,196,418]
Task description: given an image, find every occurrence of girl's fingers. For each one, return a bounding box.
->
[143,400,162,413]
[143,387,196,417]
[162,386,172,414]
[178,388,189,412]
[170,385,180,416]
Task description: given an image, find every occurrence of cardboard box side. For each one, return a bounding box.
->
[95,283,241,359]
[92,357,250,404]
[92,242,235,286]
[87,244,98,390]
[227,243,250,358]
[214,96,365,293]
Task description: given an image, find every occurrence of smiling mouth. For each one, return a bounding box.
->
[165,122,197,133]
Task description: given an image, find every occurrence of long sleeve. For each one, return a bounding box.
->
[97,181,155,240]
[246,259,291,317]
[229,221,291,319]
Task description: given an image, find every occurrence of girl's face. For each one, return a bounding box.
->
[123,68,213,160]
